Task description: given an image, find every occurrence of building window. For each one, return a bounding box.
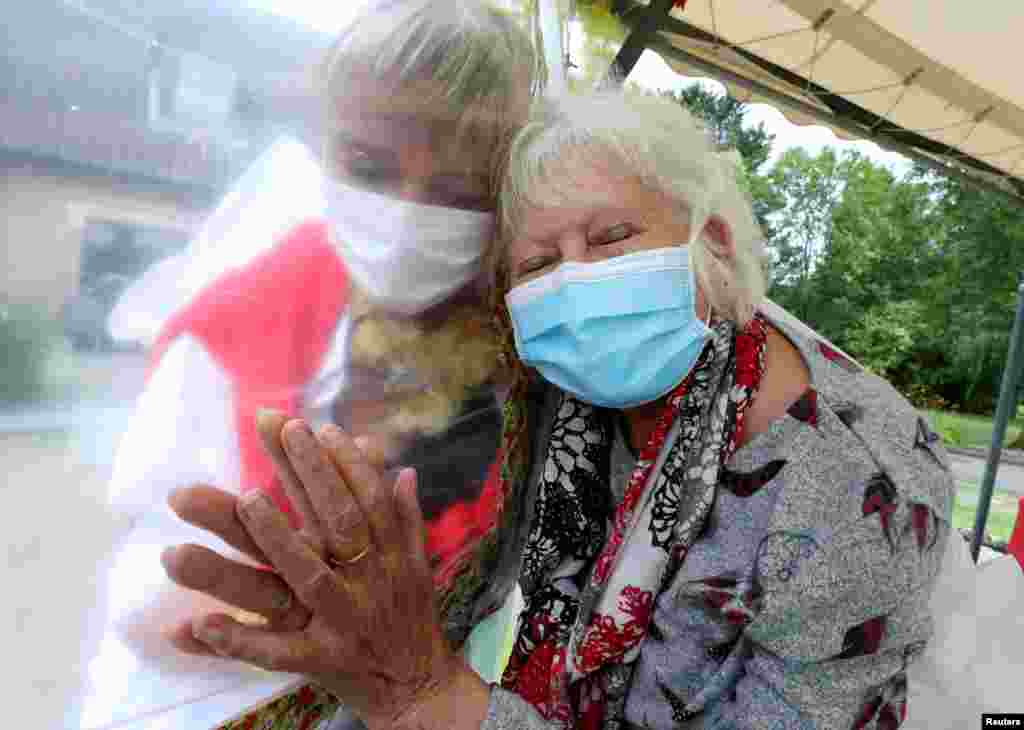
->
[65,220,189,351]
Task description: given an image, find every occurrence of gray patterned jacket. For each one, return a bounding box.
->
[475,304,954,730]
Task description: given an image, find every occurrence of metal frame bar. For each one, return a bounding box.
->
[972,278,1024,561]
[599,0,676,88]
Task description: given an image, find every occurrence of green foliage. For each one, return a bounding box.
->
[911,170,1024,413]
[569,1,627,89]
[756,141,1024,416]
[0,301,71,405]
[574,1,623,40]
[843,301,923,375]
[765,148,843,321]
[903,383,950,412]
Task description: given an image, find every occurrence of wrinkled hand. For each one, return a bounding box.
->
[162,413,400,650]
[162,416,483,728]
[162,482,313,649]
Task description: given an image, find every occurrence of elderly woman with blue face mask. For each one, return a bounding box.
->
[170,92,954,730]
[475,92,956,730]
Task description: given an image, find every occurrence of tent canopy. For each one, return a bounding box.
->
[608,0,1024,202]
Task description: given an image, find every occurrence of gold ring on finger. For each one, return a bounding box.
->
[328,545,371,569]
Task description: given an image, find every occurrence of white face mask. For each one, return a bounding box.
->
[326,178,495,315]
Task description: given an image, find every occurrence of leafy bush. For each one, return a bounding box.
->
[903,383,951,412]
[0,301,69,405]
[843,301,924,376]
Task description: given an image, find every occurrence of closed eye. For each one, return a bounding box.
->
[590,223,636,246]
[426,174,492,211]
[516,256,557,278]
[348,152,400,184]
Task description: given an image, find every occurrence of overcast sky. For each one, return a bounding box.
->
[252,0,911,174]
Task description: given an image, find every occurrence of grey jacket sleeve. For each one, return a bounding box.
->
[481,687,553,730]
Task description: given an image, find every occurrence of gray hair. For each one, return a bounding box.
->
[316,0,543,178]
[499,92,767,326]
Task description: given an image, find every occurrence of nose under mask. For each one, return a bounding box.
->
[326,178,495,315]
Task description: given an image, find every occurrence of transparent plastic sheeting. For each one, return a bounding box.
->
[106,139,328,349]
[34,135,1024,729]
[59,137,508,729]
[904,532,1024,728]
[71,340,505,729]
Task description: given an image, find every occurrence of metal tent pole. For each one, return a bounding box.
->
[972,274,1024,562]
[538,0,568,95]
[599,0,676,89]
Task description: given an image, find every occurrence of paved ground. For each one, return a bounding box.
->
[2,352,143,728]
[950,453,1024,496]
[3,430,127,730]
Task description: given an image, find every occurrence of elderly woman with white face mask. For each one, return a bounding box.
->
[169,92,954,730]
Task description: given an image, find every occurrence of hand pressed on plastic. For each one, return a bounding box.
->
[161,413,393,654]
[183,419,485,729]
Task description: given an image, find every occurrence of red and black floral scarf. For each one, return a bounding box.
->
[499,314,768,729]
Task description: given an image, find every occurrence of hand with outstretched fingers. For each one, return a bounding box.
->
[162,411,391,654]
[162,414,490,730]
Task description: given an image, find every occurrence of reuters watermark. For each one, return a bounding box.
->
[984,715,1024,727]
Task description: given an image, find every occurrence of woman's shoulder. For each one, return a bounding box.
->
[758,300,924,432]
[745,308,953,667]
[757,300,955,530]
[758,299,864,372]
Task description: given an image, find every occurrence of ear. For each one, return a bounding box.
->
[701,216,736,262]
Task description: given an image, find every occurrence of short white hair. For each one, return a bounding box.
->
[499,92,767,326]
[317,0,543,169]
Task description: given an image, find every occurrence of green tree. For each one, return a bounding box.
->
[762,148,944,395]
[765,147,842,322]
[913,170,1024,412]
[570,1,629,89]
[815,154,940,348]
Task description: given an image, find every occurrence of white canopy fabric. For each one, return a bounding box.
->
[619,0,1024,201]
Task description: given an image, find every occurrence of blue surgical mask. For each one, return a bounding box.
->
[505,247,712,409]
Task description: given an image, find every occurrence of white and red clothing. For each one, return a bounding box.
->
[117,218,501,555]
[79,139,501,730]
